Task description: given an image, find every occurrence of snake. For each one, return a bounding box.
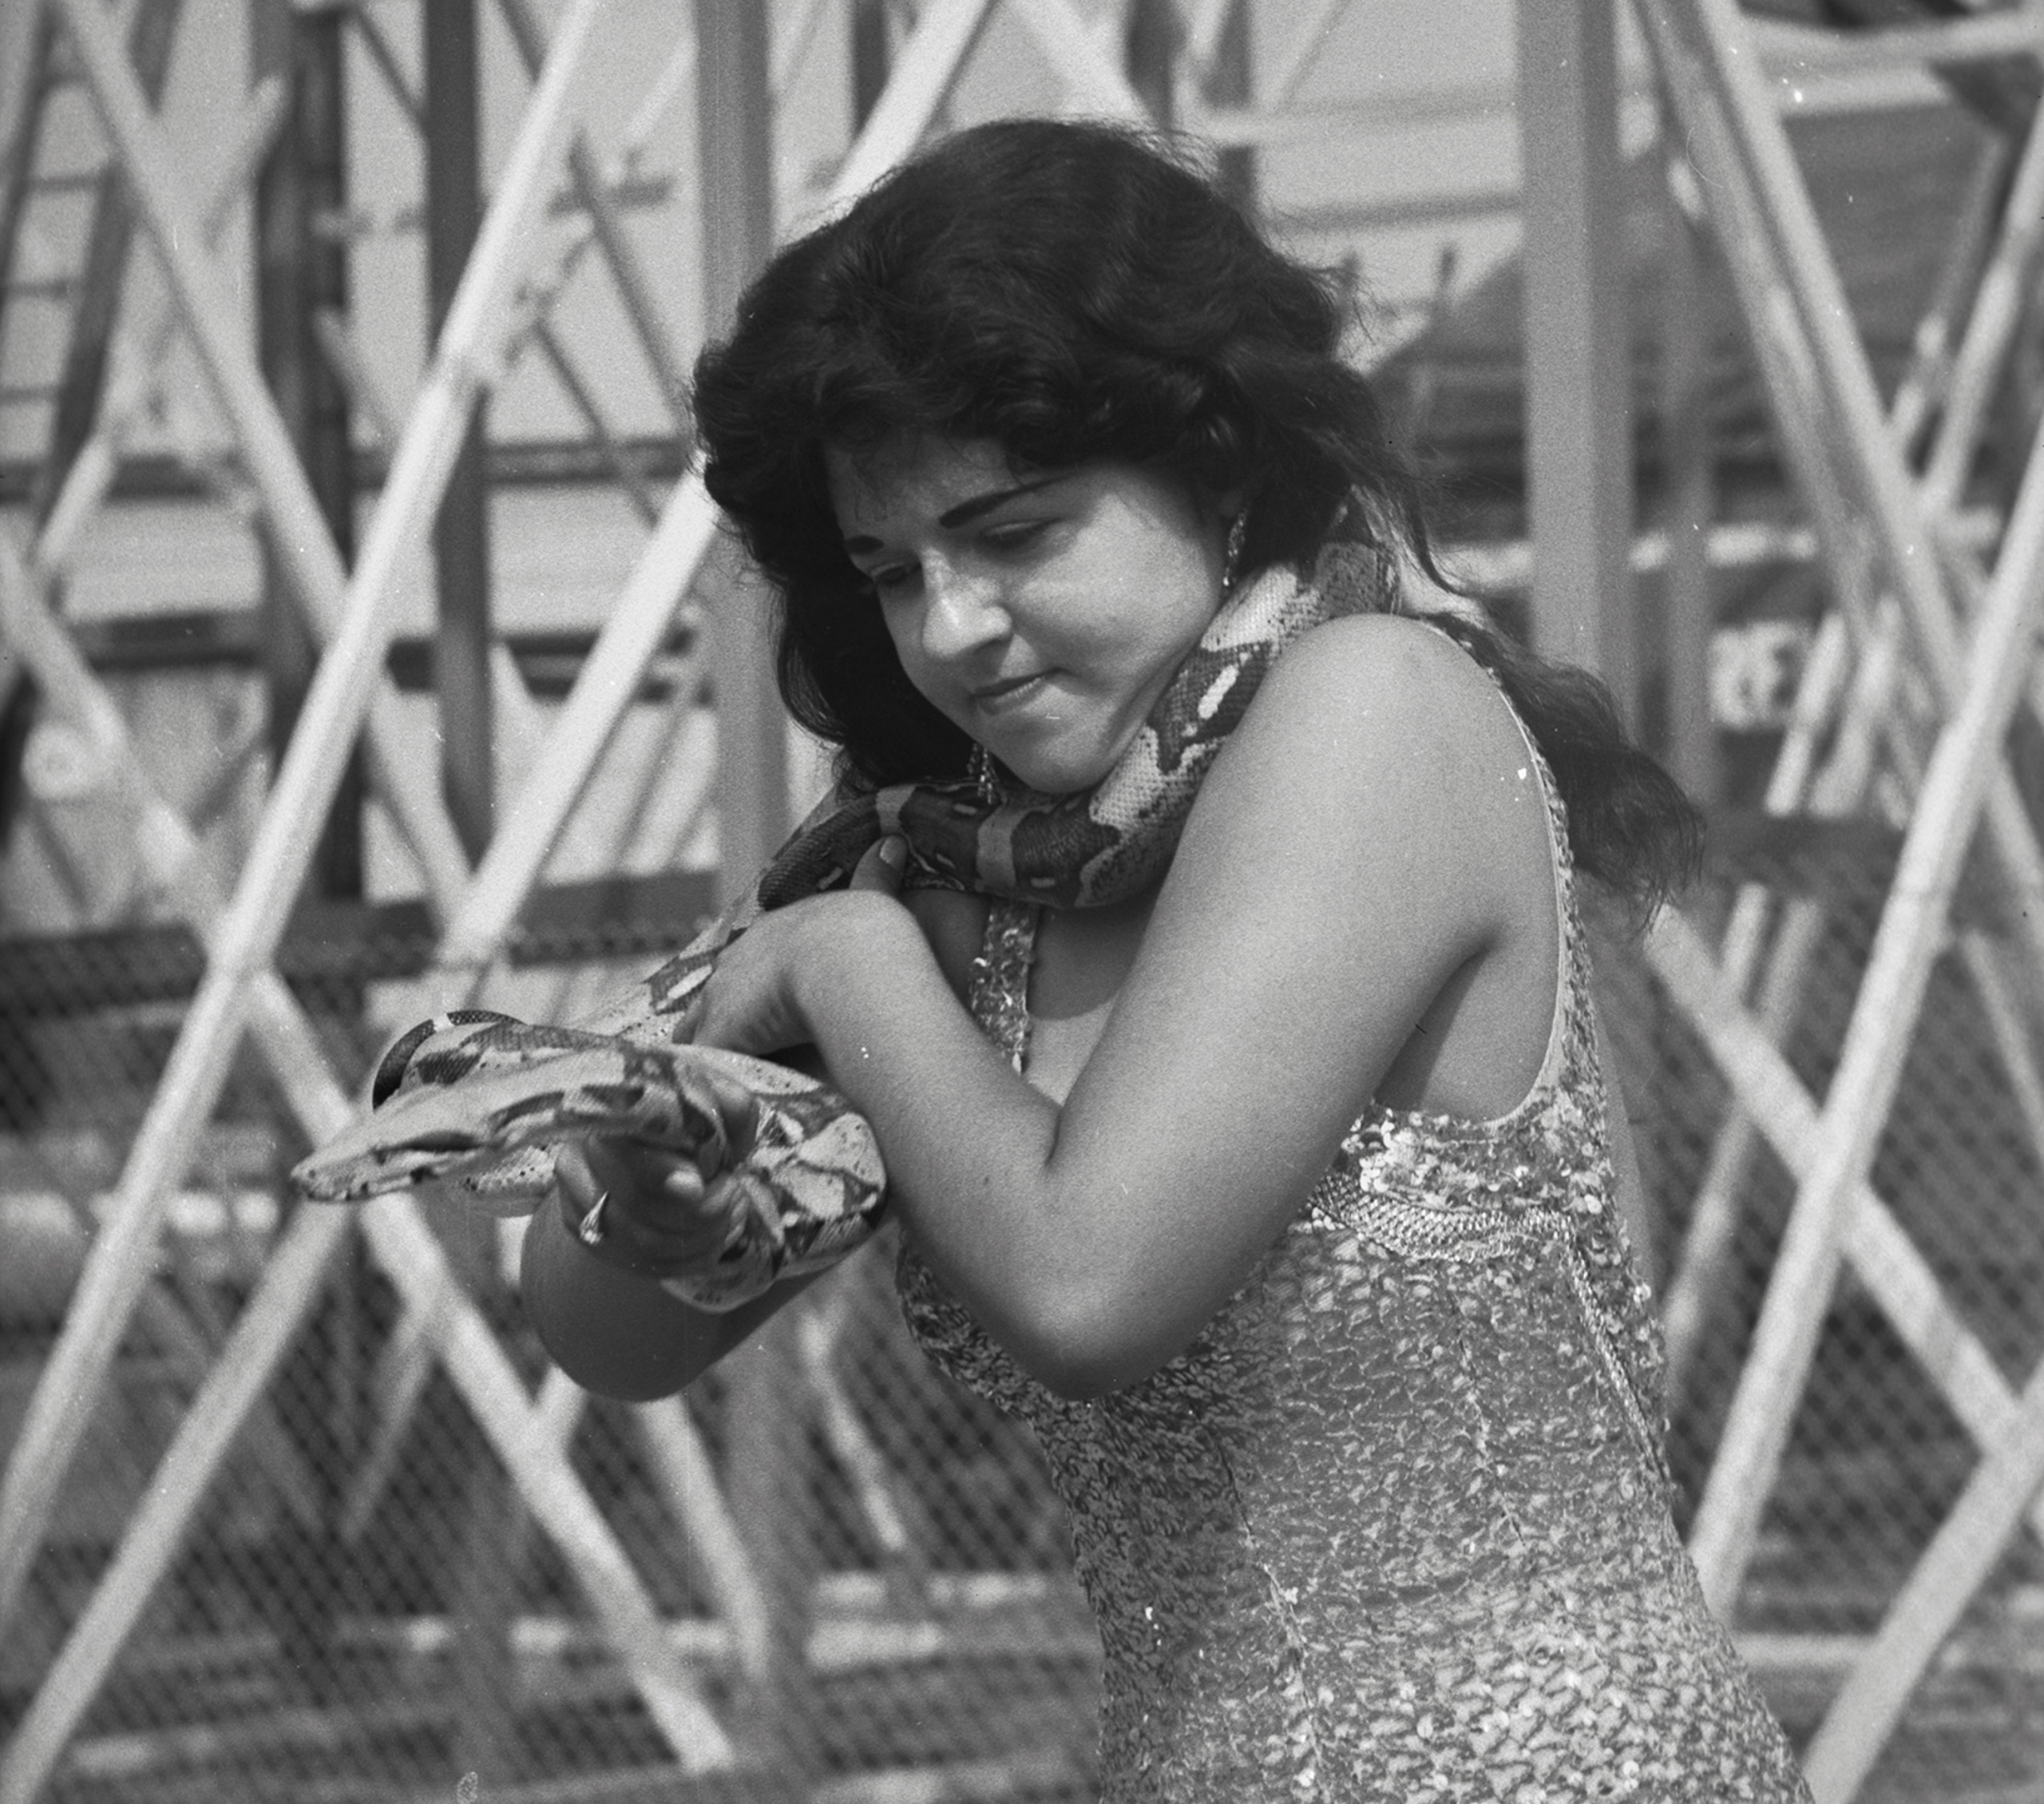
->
[291,543,1400,1310]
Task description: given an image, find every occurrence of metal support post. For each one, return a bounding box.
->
[695,0,782,893]
[1656,145,1717,803]
[694,3,808,1779]
[255,0,361,902]
[0,0,603,1656]
[1517,0,1637,722]
[427,0,495,862]
[34,0,181,521]
[1206,0,1256,209]
[1124,0,1178,125]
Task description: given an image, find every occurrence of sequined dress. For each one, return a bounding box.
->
[896,718,1811,1802]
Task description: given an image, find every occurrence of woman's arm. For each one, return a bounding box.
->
[698,617,1560,1398]
[520,1195,824,1399]
[521,888,980,1398]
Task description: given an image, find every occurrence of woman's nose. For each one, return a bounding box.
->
[919,561,1009,661]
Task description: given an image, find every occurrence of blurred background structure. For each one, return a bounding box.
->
[2,0,2043,1798]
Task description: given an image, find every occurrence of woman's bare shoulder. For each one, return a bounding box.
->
[1221,609,1550,870]
[1265,609,1513,730]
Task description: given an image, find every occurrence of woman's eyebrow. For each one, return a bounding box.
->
[937,474,1063,528]
[841,474,1066,553]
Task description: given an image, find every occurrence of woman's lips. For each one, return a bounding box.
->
[970,672,1052,716]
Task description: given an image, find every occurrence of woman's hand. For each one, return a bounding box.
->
[689,835,909,1057]
[553,1111,755,1283]
[549,834,909,1281]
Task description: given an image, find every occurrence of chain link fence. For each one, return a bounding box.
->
[1598,811,2044,1802]
[0,898,1099,1804]
[0,802,2041,1800]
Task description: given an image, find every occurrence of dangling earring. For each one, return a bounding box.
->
[971,743,1001,804]
[1222,512,1248,594]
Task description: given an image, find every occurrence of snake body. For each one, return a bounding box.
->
[293,1009,887,1310]
[291,547,1398,1310]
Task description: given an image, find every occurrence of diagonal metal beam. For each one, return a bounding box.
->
[49,0,476,906]
[32,0,181,524]
[434,0,1002,977]
[0,530,725,1778]
[1646,908,2044,1550]
[1798,1354,2044,1798]
[1686,395,2044,1616]
[0,0,996,1770]
[1637,0,2044,1612]
[1659,101,2041,1393]
[493,0,693,436]
[0,1194,736,1802]
[1638,0,2006,728]
[0,73,290,751]
[0,0,600,1656]
[1008,0,1150,119]
[1263,0,1354,110]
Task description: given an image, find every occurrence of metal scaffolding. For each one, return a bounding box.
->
[0,2,1153,1795]
[1631,2,2044,1797]
[0,1,2041,1799]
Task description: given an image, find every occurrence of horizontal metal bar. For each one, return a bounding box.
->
[51,607,699,692]
[1186,41,1952,153]
[309,171,675,244]
[1441,507,2004,589]
[0,867,720,1017]
[21,167,103,195]
[1752,11,2044,78]
[0,437,693,506]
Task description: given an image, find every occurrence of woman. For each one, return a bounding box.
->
[524,120,1810,1800]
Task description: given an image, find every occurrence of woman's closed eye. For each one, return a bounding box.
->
[865,560,919,597]
[980,518,1051,553]
[858,521,1052,597]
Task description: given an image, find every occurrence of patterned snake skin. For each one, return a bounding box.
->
[899,709,1813,1801]
[292,1010,886,1310]
[291,549,1399,1310]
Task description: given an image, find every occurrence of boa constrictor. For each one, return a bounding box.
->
[291,543,1398,1310]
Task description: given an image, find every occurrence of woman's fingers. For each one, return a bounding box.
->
[695,1061,763,1160]
[662,1162,707,1207]
[552,1135,733,1277]
[848,833,908,894]
[553,1138,602,1213]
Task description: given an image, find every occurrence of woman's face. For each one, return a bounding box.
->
[826,436,1231,795]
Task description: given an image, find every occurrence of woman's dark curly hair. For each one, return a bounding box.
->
[692,117,1697,910]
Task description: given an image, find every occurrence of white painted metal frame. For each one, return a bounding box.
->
[0,0,1165,1789]
[1518,0,1638,716]
[0,1,738,1789]
[1654,122,2026,1394]
[1633,0,2044,1793]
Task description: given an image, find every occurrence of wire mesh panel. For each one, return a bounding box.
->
[0,920,1101,1803]
[3,811,2043,1798]
[1599,817,2044,1802]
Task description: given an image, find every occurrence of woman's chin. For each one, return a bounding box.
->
[988,725,1143,799]
[997,751,1111,798]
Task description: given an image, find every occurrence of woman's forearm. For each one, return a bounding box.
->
[520,1197,813,1399]
[787,898,1091,1368]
